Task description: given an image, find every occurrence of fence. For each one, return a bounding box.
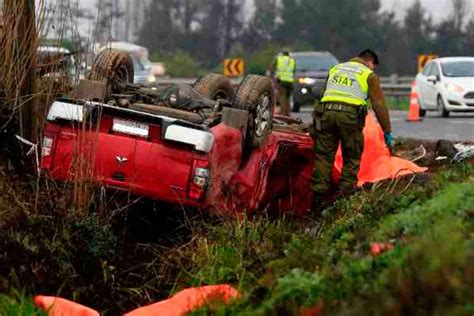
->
[155,76,415,109]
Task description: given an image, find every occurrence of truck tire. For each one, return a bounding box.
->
[88,49,134,93]
[193,73,234,102]
[233,75,274,148]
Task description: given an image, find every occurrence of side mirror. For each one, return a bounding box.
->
[427,75,439,83]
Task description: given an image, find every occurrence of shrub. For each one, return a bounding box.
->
[151,51,204,77]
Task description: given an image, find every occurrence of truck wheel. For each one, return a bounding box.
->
[233,75,274,148]
[193,73,234,103]
[88,49,134,93]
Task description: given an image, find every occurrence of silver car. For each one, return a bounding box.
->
[416,57,474,117]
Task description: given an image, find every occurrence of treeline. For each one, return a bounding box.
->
[134,0,473,75]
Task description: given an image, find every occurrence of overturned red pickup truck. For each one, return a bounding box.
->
[41,50,314,215]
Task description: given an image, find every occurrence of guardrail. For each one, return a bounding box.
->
[155,77,414,106]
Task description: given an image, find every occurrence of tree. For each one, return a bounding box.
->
[42,0,93,46]
[193,0,244,65]
[242,0,278,51]
[452,0,469,31]
[94,0,124,42]
[136,0,178,53]
[402,0,434,73]
[463,17,474,55]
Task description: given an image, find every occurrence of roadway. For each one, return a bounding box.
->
[293,108,474,141]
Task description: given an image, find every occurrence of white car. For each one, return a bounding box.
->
[416,57,474,117]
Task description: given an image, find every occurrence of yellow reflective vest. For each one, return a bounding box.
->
[321,61,373,106]
[275,55,296,83]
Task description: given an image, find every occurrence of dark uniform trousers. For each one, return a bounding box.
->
[277,80,293,116]
[312,102,366,196]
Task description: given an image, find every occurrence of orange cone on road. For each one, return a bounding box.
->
[407,80,423,122]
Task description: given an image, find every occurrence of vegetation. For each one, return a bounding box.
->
[130,0,474,76]
[151,50,204,78]
[0,1,473,315]
[0,292,45,316]
[0,157,472,315]
[185,163,474,315]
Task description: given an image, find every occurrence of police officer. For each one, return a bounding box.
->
[273,48,296,116]
[312,49,393,207]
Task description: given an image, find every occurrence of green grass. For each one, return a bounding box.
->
[0,292,45,316]
[386,96,409,111]
[183,163,474,315]
[0,162,472,315]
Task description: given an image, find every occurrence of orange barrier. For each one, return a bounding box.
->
[333,113,427,186]
[34,296,100,316]
[407,80,423,122]
[124,285,239,316]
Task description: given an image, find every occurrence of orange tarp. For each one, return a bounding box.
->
[124,285,239,316]
[35,285,239,316]
[34,296,100,316]
[333,113,427,185]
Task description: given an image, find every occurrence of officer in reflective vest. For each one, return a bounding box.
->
[273,48,296,116]
[312,49,393,208]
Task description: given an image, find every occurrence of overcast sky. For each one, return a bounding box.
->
[36,0,473,40]
[68,0,472,22]
[381,0,473,20]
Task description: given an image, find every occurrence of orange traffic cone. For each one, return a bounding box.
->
[407,80,423,122]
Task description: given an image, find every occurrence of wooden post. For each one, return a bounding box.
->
[3,0,37,141]
[2,0,37,170]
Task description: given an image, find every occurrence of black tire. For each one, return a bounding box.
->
[233,75,274,148]
[88,49,134,93]
[437,95,449,117]
[193,73,234,102]
[419,107,427,117]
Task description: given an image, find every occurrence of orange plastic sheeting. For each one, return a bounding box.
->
[124,285,239,316]
[34,296,100,316]
[333,113,427,186]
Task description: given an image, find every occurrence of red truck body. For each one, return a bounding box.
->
[41,100,314,215]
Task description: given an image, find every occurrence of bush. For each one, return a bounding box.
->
[246,44,279,75]
[151,50,204,77]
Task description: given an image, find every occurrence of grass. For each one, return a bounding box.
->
[0,292,45,316]
[386,96,410,111]
[0,149,472,315]
[182,163,474,315]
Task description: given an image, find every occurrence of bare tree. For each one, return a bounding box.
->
[452,0,470,31]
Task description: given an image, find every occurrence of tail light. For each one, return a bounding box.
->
[41,135,55,169]
[189,160,210,200]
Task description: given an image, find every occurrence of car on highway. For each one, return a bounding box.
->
[291,51,339,112]
[40,50,314,215]
[416,56,474,117]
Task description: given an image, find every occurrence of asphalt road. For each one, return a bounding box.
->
[293,108,474,141]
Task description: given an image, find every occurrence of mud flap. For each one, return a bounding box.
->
[73,79,108,102]
[222,107,248,142]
